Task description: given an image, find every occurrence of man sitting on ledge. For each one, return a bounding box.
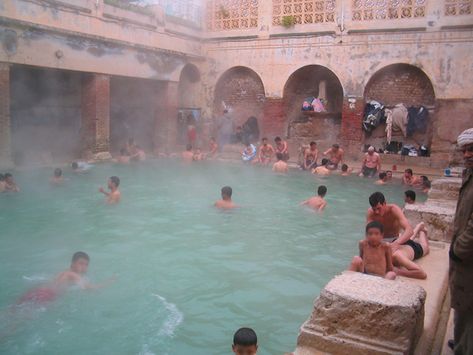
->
[367,192,429,279]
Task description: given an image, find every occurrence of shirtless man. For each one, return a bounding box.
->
[323,144,344,170]
[193,148,204,161]
[374,172,388,185]
[214,186,237,210]
[116,148,130,164]
[99,176,121,204]
[4,173,19,192]
[402,168,420,186]
[257,137,275,165]
[303,141,318,171]
[274,137,289,162]
[300,185,327,212]
[349,221,396,280]
[207,137,219,158]
[360,146,381,178]
[273,153,288,173]
[182,144,194,162]
[312,158,331,176]
[340,164,352,176]
[50,168,64,185]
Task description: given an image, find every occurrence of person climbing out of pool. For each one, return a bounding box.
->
[374,172,388,185]
[404,190,416,205]
[274,136,289,162]
[312,159,331,176]
[359,146,381,178]
[302,141,318,171]
[257,137,275,165]
[300,185,327,212]
[348,221,396,280]
[232,327,258,355]
[323,143,344,170]
[99,176,121,204]
[272,152,288,173]
[0,173,5,192]
[50,168,64,185]
[340,164,352,176]
[4,173,19,192]
[214,186,237,210]
[207,137,219,159]
[241,142,257,162]
[182,144,194,162]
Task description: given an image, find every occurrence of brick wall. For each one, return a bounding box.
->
[341,97,364,157]
[262,98,286,137]
[214,67,265,129]
[0,63,11,166]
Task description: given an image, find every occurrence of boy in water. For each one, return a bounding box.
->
[4,173,20,192]
[99,176,121,204]
[207,137,219,158]
[214,186,237,210]
[375,172,388,185]
[340,164,352,176]
[193,147,205,161]
[232,327,258,355]
[257,137,275,165]
[50,168,64,185]
[312,158,331,176]
[349,221,396,280]
[404,190,416,205]
[272,152,288,173]
[300,185,328,211]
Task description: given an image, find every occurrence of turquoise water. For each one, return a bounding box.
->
[0,160,420,355]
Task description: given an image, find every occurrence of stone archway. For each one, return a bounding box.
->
[178,63,202,145]
[283,65,344,150]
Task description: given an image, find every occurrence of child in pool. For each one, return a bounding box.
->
[300,185,327,212]
[374,172,388,185]
[99,176,121,204]
[215,186,237,210]
[232,327,258,355]
[349,221,396,280]
[50,168,64,185]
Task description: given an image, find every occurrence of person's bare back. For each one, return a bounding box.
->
[301,185,327,211]
[273,160,288,173]
[215,186,237,210]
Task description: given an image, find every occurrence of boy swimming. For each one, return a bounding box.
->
[349,221,396,279]
[99,176,121,204]
[300,185,327,211]
[232,327,258,355]
[214,186,237,210]
[50,168,64,185]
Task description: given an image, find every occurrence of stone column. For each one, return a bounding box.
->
[153,81,179,154]
[340,96,364,158]
[0,63,12,168]
[81,73,111,160]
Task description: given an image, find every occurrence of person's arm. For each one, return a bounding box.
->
[391,205,414,245]
[99,187,110,197]
[300,199,309,206]
[385,244,394,272]
[303,150,309,169]
[359,240,364,258]
[323,149,330,156]
[452,212,473,261]
[82,275,116,290]
[366,208,374,223]
[319,200,327,211]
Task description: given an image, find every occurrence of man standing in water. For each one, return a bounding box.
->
[214,186,237,209]
[99,176,121,204]
[217,109,234,152]
[448,128,473,354]
[360,146,381,178]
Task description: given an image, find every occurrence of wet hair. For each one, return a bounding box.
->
[262,137,268,142]
[110,176,120,187]
[72,251,89,263]
[221,186,232,198]
[276,152,283,160]
[72,162,78,169]
[317,185,327,196]
[321,158,329,166]
[366,221,384,234]
[405,168,413,176]
[369,191,386,207]
[405,190,416,202]
[5,173,12,179]
[379,172,387,180]
[186,144,192,151]
[274,136,282,142]
[341,164,348,172]
[310,141,316,147]
[54,168,62,177]
[332,144,340,149]
[233,327,257,347]
[0,174,4,181]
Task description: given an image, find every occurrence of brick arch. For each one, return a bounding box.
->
[364,64,435,106]
[213,66,265,127]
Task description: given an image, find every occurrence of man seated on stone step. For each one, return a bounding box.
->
[323,143,344,170]
[367,192,429,278]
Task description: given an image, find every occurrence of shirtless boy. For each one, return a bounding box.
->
[300,185,327,211]
[99,176,121,204]
[323,144,344,170]
[312,159,331,176]
[50,168,64,185]
[193,148,205,161]
[214,186,237,210]
[257,137,275,165]
[375,172,388,185]
[303,141,318,171]
[274,137,289,161]
[360,146,381,178]
[182,144,194,162]
[340,164,352,176]
[4,173,19,192]
[273,152,288,173]
[402,168,420,186]
[349,221,396,280]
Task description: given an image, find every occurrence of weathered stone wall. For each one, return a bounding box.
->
[0,63,11,168]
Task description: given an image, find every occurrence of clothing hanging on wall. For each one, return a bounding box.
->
[390,103,409,137]
[407,106,429,136]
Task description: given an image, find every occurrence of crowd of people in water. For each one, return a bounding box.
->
[0,127,453,355]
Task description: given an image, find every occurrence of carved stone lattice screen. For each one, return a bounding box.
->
[352,0,427,21]
[272,0,336,26]
[206,0,259,31]
[445,0,472,15]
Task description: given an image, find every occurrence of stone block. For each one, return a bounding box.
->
[296,272,426,355]
[405,202,455,242]
[428,177,462,201]
[93,151,112,161]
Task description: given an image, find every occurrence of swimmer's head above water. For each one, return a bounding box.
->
[221,186,232,200]
[54,168,62,178]
[71,251,90,274]
[317,185,327,197]
[71,162,78,170]
[341,164,348,172]
[321,158,329,167]
[109,176,120,189]
[232,327,258,355]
